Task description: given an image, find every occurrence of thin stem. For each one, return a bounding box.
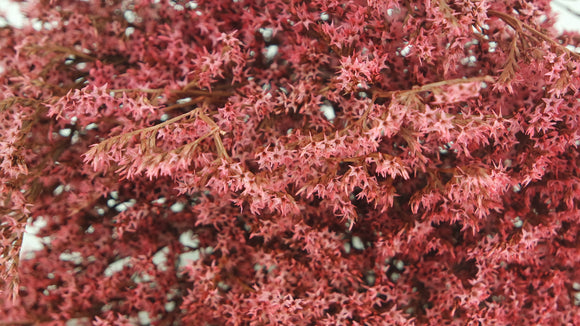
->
[373,75,495,99]
[488,10,580,59]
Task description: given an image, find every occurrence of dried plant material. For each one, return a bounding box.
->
[1,1,579,325]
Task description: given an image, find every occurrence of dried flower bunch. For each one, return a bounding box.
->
[1,0,579,324]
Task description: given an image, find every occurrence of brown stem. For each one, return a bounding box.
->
[488,10,580,59]
[373,75,495,99]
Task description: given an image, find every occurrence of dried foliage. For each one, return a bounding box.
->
[1,0,579,325]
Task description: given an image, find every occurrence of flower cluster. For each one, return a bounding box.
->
[1,0,579,325]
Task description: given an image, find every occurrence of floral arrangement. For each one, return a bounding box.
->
[1,0,579,324]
